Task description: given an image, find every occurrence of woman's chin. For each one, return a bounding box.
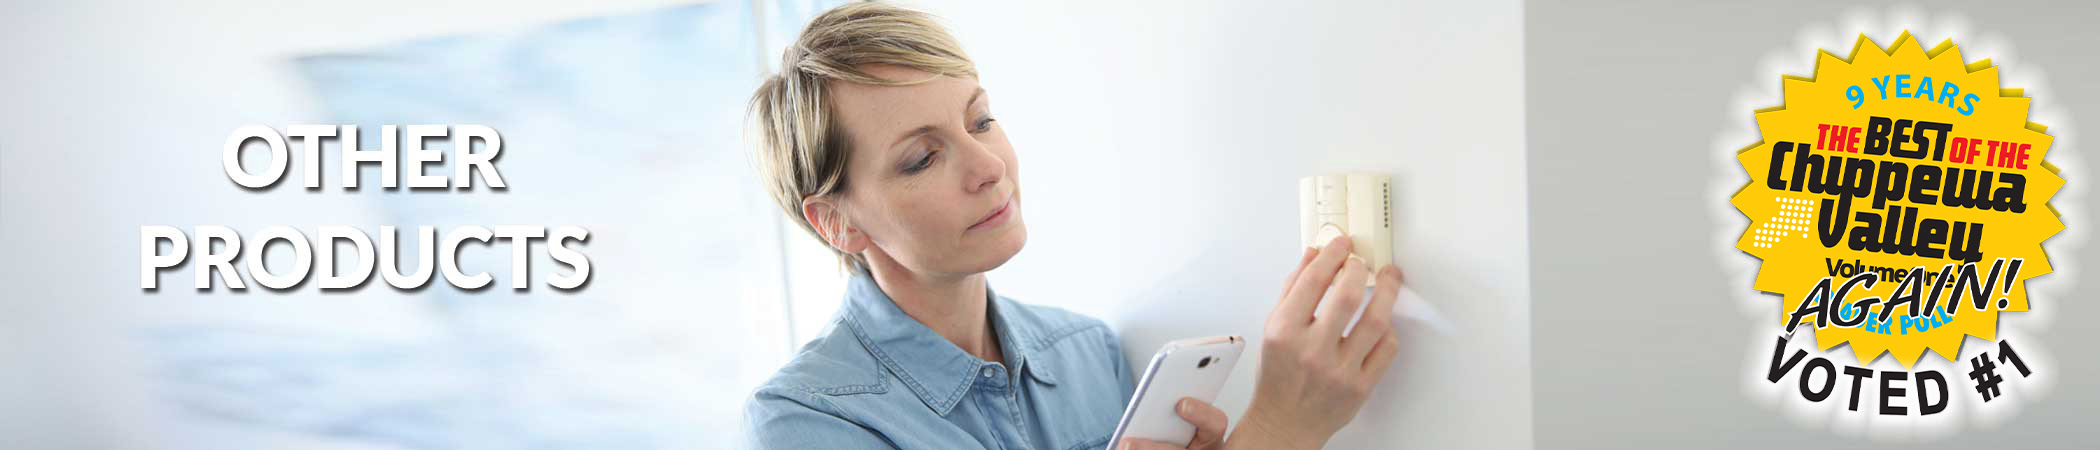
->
[968,223,1027,273]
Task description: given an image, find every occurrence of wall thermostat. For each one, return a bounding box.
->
[1298,173,1394,272]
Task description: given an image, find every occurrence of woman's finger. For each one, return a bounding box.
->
[1279,246,1318,298]
[1277,235,1353,324]
[1364,331,1402,380]
[1342,266,1403,366]
[1312,255,1371,342]
[1177,398,1229,448]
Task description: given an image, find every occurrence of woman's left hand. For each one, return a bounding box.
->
[1117,397,1229,450]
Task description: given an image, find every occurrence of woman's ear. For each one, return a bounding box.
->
[802,195,870,254]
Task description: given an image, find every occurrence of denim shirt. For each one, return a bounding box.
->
[745,273,1136,450]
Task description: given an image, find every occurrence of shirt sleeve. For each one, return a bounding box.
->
[745,387,899,450]
[1103,326,1137,400]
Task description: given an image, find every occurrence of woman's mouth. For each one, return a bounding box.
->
[968,197,1014,231]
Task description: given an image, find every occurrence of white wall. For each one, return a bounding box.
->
[847,1,1536,448]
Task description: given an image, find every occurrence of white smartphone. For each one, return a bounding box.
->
[1107,335,1246,447]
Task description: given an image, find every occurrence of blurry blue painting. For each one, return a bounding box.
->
[143,1,839,448]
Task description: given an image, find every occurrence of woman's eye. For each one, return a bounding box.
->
[970,116,997,133]
[903,152,936,174]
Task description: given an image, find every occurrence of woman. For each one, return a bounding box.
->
[743,3,1405,449]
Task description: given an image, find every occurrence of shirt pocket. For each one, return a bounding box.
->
[1037,374,1125,450]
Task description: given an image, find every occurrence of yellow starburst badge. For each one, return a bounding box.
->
[1732,30,2062,421]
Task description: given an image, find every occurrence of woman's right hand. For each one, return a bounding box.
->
[1229,235,1403,450]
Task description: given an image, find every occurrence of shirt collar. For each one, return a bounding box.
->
[841,271,1060,415]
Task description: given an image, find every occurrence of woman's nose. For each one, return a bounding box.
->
[956,135,1005,194]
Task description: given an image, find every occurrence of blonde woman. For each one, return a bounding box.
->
[744,3,1404,449]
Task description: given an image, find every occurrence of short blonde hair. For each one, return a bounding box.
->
[749,1,976,273]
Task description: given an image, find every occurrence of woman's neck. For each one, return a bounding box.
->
[865,255,1004,364]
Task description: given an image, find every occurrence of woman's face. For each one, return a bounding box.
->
[815,64,1025,277]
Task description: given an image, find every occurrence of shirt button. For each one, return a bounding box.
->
[981,367,995,378]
